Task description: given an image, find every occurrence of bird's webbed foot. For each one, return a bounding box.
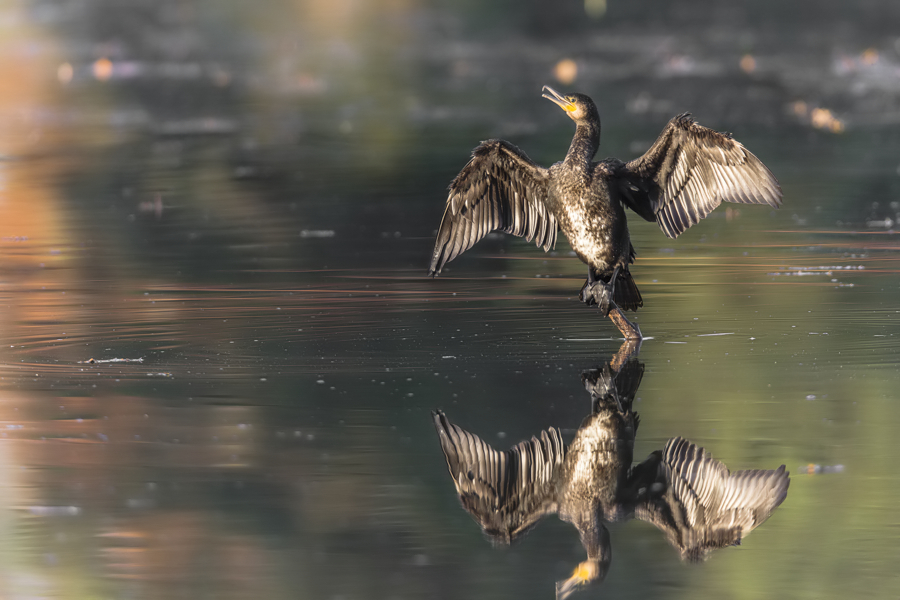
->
[579,267,619,317]
[579,281,614,316]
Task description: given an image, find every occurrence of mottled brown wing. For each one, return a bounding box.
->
[432,410,564,544]
[635,437,789,561]
[428,140,556,275]
[619,114,782,238]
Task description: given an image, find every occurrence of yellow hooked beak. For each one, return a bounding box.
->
[555,561,601,600]
[542,85,576,112]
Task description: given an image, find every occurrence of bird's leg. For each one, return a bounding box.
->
[609,339,642,372]
[599,266,620,317]
[579,268,599,305]
[580,266,618,316]
[609,308,642,341]
[603,267,644,339]
[591,266,620,317]
[580,267,643,340]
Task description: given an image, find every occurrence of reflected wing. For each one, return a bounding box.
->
[432,410,564,544]
[618,114,782,238]
[635,437,789,561]
[428,140,556,275]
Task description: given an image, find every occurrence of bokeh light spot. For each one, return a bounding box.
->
[57,62,73,85]
[92,58,113,81]
[553,59,578,86]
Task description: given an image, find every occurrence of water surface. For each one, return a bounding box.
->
[1,1,899,598]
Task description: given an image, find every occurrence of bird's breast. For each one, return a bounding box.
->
[562,414,630,500]
[551,191,620,271]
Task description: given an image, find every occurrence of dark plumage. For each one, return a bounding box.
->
[428,86,783,338]
[432,354,789,599]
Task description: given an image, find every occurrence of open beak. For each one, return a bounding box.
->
[555,575,583,600]
[555,559,607,600]
[542,85,576,112]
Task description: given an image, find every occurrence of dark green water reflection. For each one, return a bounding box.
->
[0,0,899,598]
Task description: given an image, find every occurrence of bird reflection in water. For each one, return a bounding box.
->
[432,342,789,599]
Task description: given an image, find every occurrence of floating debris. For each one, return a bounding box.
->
[767,265,865,276]
[79,358,144,364]
[28,505,81,516]
[300,230,336,238]
[155,117,237,136]
[798,464,844,475]
[866,218,894,229]
[138,193,164,219]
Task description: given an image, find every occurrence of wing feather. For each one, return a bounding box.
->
[429,140,555,275]
[635,437,789,561]
[432,410,565,544]
[619,114,782,238]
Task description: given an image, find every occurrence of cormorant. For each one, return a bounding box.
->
[432,353,789,599]
[428,86,783,339]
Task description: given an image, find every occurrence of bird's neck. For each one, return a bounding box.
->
[581,521,611,563]
[565,120,600,172]
[555,520,611,598]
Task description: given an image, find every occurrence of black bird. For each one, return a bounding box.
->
[432,353,789,599]
[428,86,783,339]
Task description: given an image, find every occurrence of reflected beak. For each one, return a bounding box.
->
[542,85,576,112]
[555,560,605,600]
[555,575,583,600]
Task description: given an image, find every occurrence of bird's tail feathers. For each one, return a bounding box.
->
[614,270,643,312]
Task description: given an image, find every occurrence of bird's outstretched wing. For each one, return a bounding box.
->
[428,140,556,275]
[617,114,782,238]
[432,410,565,544]
[634,437,789,562]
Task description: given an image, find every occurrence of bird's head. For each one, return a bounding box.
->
[542,86,599,123]
[555,559,609,600]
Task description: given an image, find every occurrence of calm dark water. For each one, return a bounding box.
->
[1,1,899,598]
